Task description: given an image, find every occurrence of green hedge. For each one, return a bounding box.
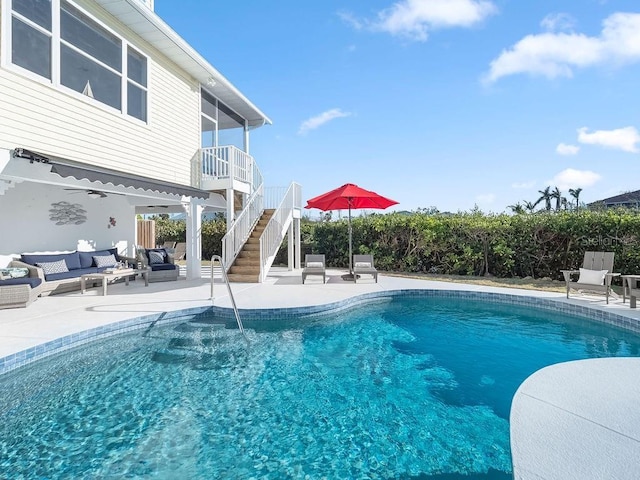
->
[154,218,226,259]
[153,210,640,280]
[306,210,640,279]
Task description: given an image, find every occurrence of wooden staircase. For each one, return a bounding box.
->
[226,209,275,283]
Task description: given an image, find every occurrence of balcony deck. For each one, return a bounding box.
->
[199,145,258,193]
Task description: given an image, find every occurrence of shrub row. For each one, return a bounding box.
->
[308,210,640,280]
[153,209,640,280]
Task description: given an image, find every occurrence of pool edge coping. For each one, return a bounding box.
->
[2,288,639,375]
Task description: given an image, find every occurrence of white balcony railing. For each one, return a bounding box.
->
[200,145,260,192]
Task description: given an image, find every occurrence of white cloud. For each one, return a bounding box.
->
[541,13,576,32]
[337,11,363,30]
[484,12,640,83]
[577,126,640,153]
[548,168,601,190]
[341,0,497,42]
[298,109,352,135]
[476,193,496,203]
[511,181,536,189]
[556,143,580,155]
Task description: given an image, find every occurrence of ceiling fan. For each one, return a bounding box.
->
[64,188,119,198]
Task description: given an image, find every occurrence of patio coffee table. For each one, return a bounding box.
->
[80,268,149,296]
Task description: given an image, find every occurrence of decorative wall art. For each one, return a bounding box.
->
[108,216,117,228]
[49,201,87,225]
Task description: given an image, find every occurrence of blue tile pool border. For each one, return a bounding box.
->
[2,289,639,375]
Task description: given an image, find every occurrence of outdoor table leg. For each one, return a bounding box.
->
[102,278,108,296]
[81,277,86,294]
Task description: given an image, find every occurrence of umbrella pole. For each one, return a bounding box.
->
[348,204,352,275]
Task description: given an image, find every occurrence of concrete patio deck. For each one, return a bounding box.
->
[5,267,640,359]
[2,267,640,480]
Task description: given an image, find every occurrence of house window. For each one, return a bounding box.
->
[61,1,121,70]
[8,0,148,122]
[11,0,52,80]
[127,47,147,121]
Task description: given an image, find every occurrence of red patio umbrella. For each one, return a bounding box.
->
[305,183,398,278]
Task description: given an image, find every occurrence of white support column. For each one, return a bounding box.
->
[294,217,301,269]
[287,220,294,271]
[243,121,250,154]
[132,214,139,258]
[226,188,234,232]
[184,199,204,280]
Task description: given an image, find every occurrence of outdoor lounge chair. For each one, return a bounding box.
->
[302,254,326,284]
[561,251,619,304]
[353,254,378,283]
[173,242,186,261]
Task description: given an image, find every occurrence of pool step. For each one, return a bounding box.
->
[151,320,250,367]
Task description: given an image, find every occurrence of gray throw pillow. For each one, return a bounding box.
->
[148,251,165,264]
[93,254,117,268]
[36,259,69,275]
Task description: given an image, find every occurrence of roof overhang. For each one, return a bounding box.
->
[94,0,272,129]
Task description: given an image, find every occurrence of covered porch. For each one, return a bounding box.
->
[0,148,224,280]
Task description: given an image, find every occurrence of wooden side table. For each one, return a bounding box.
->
[621,275,640,308]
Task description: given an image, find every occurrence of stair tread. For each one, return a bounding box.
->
[228,208,285,282]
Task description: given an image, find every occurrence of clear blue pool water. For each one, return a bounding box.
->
[1,296,640,479]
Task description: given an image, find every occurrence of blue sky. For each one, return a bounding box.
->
[156,0,640,214]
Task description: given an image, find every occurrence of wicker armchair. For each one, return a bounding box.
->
[0,279,43,309]
[132,247,179,282]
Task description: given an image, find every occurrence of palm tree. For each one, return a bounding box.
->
[551,187,565,211]
[569,188,582,210]
[535,186,552,211]
[508,202,525,214]
[524,201,536,213]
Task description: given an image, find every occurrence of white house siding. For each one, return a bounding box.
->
[0,0,200,187]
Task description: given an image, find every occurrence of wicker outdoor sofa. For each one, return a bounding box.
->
[0,246,179,308]
[8,248,131,296]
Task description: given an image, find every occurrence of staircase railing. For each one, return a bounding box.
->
[221,183,264,268]
[259,182,302,282]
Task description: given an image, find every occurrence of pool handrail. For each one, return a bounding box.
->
[210,255,246,339]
